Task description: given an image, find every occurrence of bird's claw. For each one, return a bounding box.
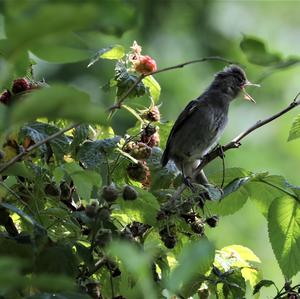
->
[217,145,225,158]
[183,176,196,193]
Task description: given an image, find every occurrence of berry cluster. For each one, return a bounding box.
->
[0,78,40,106]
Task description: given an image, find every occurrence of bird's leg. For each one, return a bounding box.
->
[183,176,196,193]
[216,144,225,159]
[181,163,196,193]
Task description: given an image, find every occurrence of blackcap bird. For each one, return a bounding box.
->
[161,65,259,186]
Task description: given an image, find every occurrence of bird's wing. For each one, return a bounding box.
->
[161,99,202,166]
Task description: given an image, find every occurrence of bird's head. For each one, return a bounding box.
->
[214,65,260,102]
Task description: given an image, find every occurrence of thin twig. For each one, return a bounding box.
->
[108,56,235,112]
[198,92,300,172]
[173,92,300,198]
[0,123,79,174]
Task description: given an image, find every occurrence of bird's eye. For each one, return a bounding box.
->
[236,75,245,86]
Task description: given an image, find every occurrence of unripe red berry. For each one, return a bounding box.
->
[126,161,150,182]
[0,89,12,105]
[141,132,160,147]
[12,78,30,94]
[122,185,138,201]
[124,142,151,160]
[135,55,157,74]
[142,106,160,122]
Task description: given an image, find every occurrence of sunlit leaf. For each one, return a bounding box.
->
[288,114,300,141]
[143,75,161,103]
[268,196,300,278]
[62,162,101,199]
[112,188,159,225]
[87,45,125,67]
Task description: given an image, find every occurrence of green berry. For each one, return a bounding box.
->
[102,183,119,202]
[123,185,138,200]
[206,215,219,227]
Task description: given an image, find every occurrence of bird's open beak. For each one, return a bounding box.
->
[242,80,260,103]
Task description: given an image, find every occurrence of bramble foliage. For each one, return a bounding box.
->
[0,2,300,299]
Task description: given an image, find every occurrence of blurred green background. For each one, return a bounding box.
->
[2,0,300,297]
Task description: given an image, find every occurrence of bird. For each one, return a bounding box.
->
[161,65,259,187]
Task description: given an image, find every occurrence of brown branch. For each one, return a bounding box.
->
[0,123,80,174]
[108,56,236,112]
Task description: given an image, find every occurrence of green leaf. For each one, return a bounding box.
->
[87,45,125,67]
[142,75,161,103]
[114,61,146,99]
[31,43,91,64]
[268,196,300,278]
[288,114,300,141]
[205,187,249,216]
[209,167,251,187]
[35,244,79,278]
[112,188,159,226]
[253,279,275,295]
[221,245,261,264]
[20,122,70,160]
[240,35,282,66]
[0,104,8,134]
[166,239,215,294]
[247,175,293,217]
[3,3,98,61]
[0,202,43,229]
[29,274,75,292]
[62,162,101,199]
[107,240,157,299]
[1,162,34,179]
[146,147,177,190]
[222,269,246,299]
[70,124,89,153]
[77,137,121,182]
[222,177,251,197]
[0,256,28,289]
[0,237,34,262]
[27,292,90,299]
[10,85,107,125]
[157,121,173,150]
